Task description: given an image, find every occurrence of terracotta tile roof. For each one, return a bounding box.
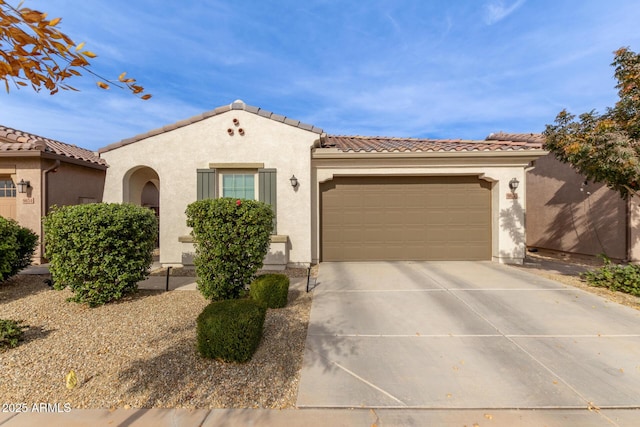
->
[322,134,544,153]
[0,125,107,166]
[485,132,545,145]
[99,100,324,153]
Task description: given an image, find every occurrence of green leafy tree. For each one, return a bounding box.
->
[0,0,150,98]
[544,47,640,199]
[186,198,274,301]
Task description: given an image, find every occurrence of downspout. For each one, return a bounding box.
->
[40,160,60,262]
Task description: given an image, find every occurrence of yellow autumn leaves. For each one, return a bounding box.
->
[65,369,77,389]
[0,1,151,99]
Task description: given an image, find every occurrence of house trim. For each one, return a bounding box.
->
[209,162,265,169]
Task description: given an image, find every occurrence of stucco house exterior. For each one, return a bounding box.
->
[487,132,640,263]
[99,100,546,268]
[0,126,107,263]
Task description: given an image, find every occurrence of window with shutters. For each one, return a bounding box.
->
[196,168,277,233]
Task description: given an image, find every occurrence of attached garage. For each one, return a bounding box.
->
[320,175,492,261]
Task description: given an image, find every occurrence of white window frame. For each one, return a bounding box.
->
[218,170,258,200]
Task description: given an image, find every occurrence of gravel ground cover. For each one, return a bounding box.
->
[0,272,312,409]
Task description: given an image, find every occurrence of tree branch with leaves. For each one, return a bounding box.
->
[0,0,150,99]
[544,47,640,199]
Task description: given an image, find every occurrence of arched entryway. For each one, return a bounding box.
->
[123,166,160,248]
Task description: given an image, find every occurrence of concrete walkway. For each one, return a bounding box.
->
[296,261,640,425]
[2,407,639,426]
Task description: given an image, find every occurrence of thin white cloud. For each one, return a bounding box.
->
[483,0,526,25]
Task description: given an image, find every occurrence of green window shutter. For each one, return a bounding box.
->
[197,169,216,200]
[258,169,277,234]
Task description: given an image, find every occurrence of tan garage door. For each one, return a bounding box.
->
[320,176,491,261]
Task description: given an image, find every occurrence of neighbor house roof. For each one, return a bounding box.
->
[321,133,544,153]
[485,132,545,145]
[0,125,107,167]
[99,100,324,154]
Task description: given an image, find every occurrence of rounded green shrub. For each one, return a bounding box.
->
[0,216,38,282]
[196,298,266,363]
[43,203,157,307]
[186,198,274,301]
[250,273,289,308]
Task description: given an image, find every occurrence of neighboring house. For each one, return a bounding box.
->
[0,126,107,263]
[99,100,546,268]
[488,132,639,262]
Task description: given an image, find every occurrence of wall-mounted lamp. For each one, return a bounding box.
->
[17,179,30,194]
[508,177,519,194]
[289,175,299,188]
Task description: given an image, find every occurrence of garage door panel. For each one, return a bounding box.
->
[321,176,491,261]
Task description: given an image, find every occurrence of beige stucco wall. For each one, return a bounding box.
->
[0,158,44,260]
[47,161,106,207]
[312,151,542,264]
[526,155,627,260]
[100,109,320,267]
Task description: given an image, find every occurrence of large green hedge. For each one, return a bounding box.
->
[196,298,266,363]
[0,216,38,282]
[43,203,157,306]
[186,198,274,301]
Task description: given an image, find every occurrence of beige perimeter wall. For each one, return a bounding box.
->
[526,154,627,260]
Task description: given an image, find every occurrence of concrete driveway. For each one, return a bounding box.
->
[297,262,640,413]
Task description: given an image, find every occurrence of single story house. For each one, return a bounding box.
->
[99,100,546,268]
[486,132,640,263]
[0,126,107,263]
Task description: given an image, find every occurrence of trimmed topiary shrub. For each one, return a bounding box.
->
[583,257,640,297]
[250,273,289,308]
[0,216,38,282]
[196,298,266,363]
[43,203,157,307]
[186,198,274,301]
[0,319,28,351]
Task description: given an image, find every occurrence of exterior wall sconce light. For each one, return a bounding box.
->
[509,177,519,194]
[289,175,299,188]
[17,179,30,194]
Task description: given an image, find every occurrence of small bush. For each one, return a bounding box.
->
[0,319,28,350]
[250,273,289,308]
[196,299,266,363]
[186,198,274,301]
[583,258,640,297]
[43,203,157,307]
[0,216,38,282]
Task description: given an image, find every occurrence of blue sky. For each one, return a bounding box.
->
[3,0,640,151]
